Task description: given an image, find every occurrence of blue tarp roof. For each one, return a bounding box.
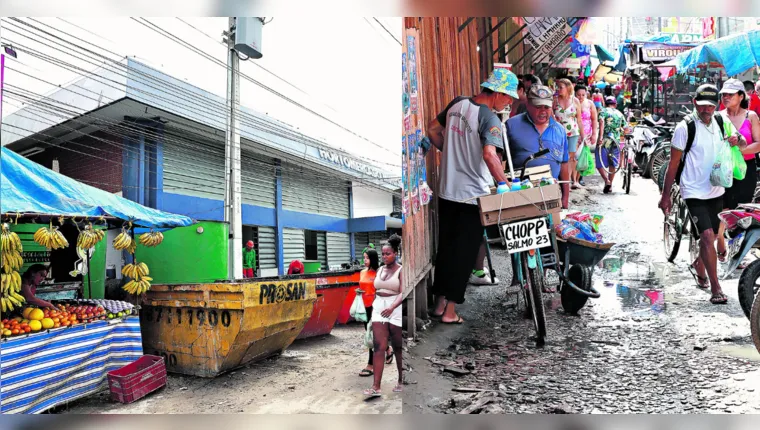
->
[594,45,615,62]
[672,30,760,76]
[1,147,194,228]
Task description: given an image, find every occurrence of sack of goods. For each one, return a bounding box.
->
[554,212,605,243]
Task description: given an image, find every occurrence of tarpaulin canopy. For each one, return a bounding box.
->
[594,45,615,62]
[1,147,194,228]
[672,30,760,76]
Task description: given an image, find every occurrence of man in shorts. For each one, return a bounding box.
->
[596,96,627,194]
[426,68,517,324]
[658,84,747,304]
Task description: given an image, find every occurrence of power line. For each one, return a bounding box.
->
[373,18,402,46]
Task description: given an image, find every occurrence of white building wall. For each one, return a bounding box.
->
[352,184,393,218]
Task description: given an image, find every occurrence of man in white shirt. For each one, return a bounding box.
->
[659,84,747,305]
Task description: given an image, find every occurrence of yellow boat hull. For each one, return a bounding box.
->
[140,279,316,378]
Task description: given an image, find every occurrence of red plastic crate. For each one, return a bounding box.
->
[107,355,167,404]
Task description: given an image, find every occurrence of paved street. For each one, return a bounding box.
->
[405,174,760,414]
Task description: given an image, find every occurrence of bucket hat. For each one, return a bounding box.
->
[481,68,520,99]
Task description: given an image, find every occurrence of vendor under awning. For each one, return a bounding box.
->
[20,264,56,309]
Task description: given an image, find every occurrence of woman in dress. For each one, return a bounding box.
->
[553,78,586,189]
[357,248,393,377]
[363,234,404,397]
[574,84,598,187]
[716,79,760,264]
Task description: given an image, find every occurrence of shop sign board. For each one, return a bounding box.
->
[641,43,693,62]
[523,17,571,57]
[317,148,385,180]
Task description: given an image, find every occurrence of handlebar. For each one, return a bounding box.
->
[517,149,549,180]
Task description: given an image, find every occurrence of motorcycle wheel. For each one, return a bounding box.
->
[750,288,760,354]
[649,143,671,185]
[657,163,668,193]
[738,259,760,319]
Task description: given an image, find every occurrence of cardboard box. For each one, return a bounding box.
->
[477,184,562,226]
[506,165,553,184]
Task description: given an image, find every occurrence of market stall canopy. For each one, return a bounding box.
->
[594,45,615,62]
[0,147,194,228]
[672,30,760,76]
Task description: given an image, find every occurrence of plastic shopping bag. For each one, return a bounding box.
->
[732,146,747,180]
[581,147,596,177]
[363,319,374,350]
[349,292,368,323]
[576,146,589,172]
[710,142,734,188]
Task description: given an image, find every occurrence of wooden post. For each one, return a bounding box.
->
[406,282,416,339]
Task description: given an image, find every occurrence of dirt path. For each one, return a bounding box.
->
[57,324,402,414]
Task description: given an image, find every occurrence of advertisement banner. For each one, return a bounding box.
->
[641,43,693,62]
[522,17,571,57]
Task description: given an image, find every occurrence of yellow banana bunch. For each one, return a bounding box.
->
[138,231,164,247]
[122,277,153,295]
[113,230,133,251]
[1,250,23,273]
[1,271,22,295]
[34,226,69,250]
[77,224,105,249]
[1,292,25,313]
[1,223,22,253]
[121,262,149,279]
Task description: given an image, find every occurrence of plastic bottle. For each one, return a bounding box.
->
[496,181,509,194]
[510,179,522,192]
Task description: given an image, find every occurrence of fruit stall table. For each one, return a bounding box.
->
[0,315,143,414]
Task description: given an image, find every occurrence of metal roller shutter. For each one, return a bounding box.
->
[257,226,277,270]
[326,232,351,268]
[241,152,276,208]
[283,228,305,267]
[369,232,386,248]
[354,232,369,256]
[281,162,350,218]
[163,139,225,200]
[317,232,327,271]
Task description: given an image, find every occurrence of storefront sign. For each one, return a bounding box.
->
[556,56,585,69]
[666,33,703,44]
[641,43,693,62]
[523,17,571,57]
[318,148,385,179]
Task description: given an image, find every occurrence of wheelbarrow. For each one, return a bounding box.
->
[554,237,615,314]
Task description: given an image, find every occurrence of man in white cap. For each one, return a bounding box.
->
[659,84,746,305]
[426,68,517,324]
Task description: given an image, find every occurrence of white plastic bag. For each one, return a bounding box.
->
[363,318,374,350]
[349,293,368,323]
[710,142,734,188]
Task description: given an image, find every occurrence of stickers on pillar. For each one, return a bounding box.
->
[401,147,410,218]
[409,132,421,214]
[402,57,412,132]
[416,129,432,206]
[407,35,419,114]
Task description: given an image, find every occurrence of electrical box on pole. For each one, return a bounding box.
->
[235,17,264,59]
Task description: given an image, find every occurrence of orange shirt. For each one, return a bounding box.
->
[359,268,377,308]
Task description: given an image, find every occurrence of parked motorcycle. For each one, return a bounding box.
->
[718,204,760,319]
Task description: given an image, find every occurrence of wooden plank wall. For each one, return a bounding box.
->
[401,17,483,337]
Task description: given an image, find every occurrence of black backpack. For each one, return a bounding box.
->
[674,114,727,185]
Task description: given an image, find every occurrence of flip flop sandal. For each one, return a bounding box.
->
[385,349,394,364]
[363,388,382,397]
[710,294,728,305]
[717,250,728,262]
[687,265,709,289]
[393,384,403,393]
[359,369,373,377]
[441,316,464,325]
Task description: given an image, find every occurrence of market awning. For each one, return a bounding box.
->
[1,147,194,228]
[594,44,615,62]
[672,30,760,76]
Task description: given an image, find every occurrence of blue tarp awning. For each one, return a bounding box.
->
[1,147,194,228]
[594,45,615,62]
[672,30,760,76]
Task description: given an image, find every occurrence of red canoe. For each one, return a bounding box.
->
[296,269,361,339]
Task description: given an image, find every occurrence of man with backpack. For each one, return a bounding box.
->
[658,84,747,305]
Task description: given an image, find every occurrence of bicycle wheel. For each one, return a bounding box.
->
[522,255,546,345]
[625,156,632,195]
[663,186,683,262]
[657,163,668,193]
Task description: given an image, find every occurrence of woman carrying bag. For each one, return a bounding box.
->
[356,248,393,377]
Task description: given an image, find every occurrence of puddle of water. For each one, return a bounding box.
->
[720,344,760,362]
[615,283,666,313]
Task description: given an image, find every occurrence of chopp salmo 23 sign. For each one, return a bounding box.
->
[259,281,308,305]
[502,217,550,254]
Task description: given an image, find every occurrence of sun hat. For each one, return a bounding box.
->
[481,68,520,99]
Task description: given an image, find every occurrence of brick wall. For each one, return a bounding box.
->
[30,131,123,194]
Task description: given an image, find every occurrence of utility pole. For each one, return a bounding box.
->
[224,17,243,280]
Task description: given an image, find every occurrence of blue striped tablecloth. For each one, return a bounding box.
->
[0,316,143,414]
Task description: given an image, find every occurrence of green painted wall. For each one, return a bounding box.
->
[10,223,106,299]
[135,221,228,284]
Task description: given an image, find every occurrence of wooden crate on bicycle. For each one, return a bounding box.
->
[477,184,562,227]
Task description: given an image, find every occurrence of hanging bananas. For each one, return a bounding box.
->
[113,230,134,251]
[1,223,22,253]
[138,231,164,247]
[1,292,26,313]
[1,249,23,273]
[77,224,106,249]
[122,261,152,295]
[34,224,69,250]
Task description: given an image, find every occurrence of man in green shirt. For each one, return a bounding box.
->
[243,240,256,278]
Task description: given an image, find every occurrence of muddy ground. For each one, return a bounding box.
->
[404,174,760,414]
[56,324,402,414]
